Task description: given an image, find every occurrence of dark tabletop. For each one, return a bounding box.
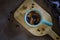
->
[0,0,60,40]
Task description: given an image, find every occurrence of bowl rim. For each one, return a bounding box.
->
[24,8,43,27]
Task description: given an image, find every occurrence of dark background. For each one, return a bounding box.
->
[0,0,60,40]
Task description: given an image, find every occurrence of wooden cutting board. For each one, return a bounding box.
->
[14,0,60,40]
